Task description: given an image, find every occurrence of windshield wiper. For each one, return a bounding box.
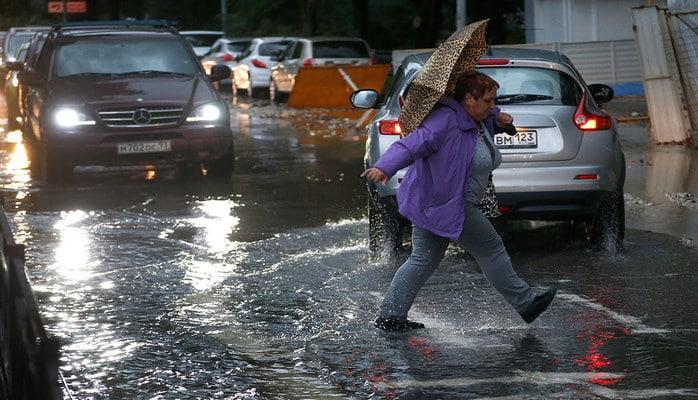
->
[60,72,119,78]
[496,94,554,104]
[122,70,192,77]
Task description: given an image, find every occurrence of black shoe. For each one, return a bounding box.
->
[519,287,557,324]
[374,316,425,331]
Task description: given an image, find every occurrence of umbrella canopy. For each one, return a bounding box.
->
[399,19,489,135]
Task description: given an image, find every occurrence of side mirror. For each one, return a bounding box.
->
[350,89,379,109]
[588,84,614,104]
[17,70,40,86]
[208,64,231,82]
[5,61,24,71]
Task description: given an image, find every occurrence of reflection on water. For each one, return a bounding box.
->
[181,199,244,292]
[52,210,95,283]
[645,145,698,203]
[1,130,32,193]
[625,139,698,242]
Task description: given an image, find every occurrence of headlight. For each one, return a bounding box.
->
[186,103,222,122]
[54,108,96,128]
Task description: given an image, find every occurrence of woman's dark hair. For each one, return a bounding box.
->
[454,71,500,102]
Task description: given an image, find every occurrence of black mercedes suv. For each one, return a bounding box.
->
[7,20,233,182]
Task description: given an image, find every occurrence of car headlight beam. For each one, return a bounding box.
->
[187,103,222,122]
[55,108,96,128]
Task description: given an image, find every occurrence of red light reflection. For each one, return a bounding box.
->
[574,325,626,386]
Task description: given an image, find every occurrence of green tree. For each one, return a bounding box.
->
[1,0,525,50]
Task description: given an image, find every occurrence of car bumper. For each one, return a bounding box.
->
[373,161,622,221]
[45,124,233,167]
[496,190,606,219]
[251,70,271,88]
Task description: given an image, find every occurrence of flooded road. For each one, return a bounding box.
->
[1,96,697,399]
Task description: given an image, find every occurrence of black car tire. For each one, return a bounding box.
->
[368,188,405,259]
[585,190,625,251]
[206,149,234,179]
[39,144,72,183]
[7,105,18,131]
[269,82,287,104]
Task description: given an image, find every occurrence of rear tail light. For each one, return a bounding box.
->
[302,58,314,67]
[251,59,267,68]
[574,174,599,180]
[379,120,403,135]
[498,205,512,213]
[477,58,510,66]
[222,53,234,62]
[574,94,612,131]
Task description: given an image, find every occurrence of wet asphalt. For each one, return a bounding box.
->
[0,94,697,399]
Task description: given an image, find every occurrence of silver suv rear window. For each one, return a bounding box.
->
[312,41,369,58]
[258,41,292,56]
[481,67,582,106]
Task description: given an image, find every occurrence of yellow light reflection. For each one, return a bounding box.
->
[1,134,32,192]
[52,210,96,282]
[5,130,23,144]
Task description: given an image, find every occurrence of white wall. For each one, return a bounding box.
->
[525,0,668,43]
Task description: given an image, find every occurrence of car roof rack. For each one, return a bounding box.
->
[51,20,178,33]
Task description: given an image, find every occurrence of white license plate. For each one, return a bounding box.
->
[117,141,172,154]
[494,131,537,148]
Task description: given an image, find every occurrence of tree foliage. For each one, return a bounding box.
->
[1,0,524,50]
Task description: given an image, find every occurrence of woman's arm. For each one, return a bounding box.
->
[371,108,452,178]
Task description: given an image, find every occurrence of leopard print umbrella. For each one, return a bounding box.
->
[399,19,489,136]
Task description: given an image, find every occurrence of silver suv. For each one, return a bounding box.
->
[351,48,626,255]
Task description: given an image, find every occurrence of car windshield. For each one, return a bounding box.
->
[54,37,199,78]
[312,41,369,58]
[6,33,35,60]
[183,34,220,47]
[479,66,582,106]
[227,41,251,53]
[258,41,291,56]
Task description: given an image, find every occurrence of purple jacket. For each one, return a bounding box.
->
[374,96,500,240]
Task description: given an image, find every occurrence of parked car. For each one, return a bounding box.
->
[3,31,48,131]
[13,33,48,135]
[269,37,371,102]
[200,37,252,87]
[0,31,7,57]
[7,21,233,182]
[351,48,626,255]
[1,27,49,65]
[180,30,223,58]
[4,42,31,130]
[231,37,295,98]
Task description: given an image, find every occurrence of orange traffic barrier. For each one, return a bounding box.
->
[287,64,390,108]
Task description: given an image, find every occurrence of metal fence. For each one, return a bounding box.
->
[0,200,62,400]
[667,8,698,136]
[392,39,643,92]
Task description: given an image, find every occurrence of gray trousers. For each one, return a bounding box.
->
[379,203,536,318]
